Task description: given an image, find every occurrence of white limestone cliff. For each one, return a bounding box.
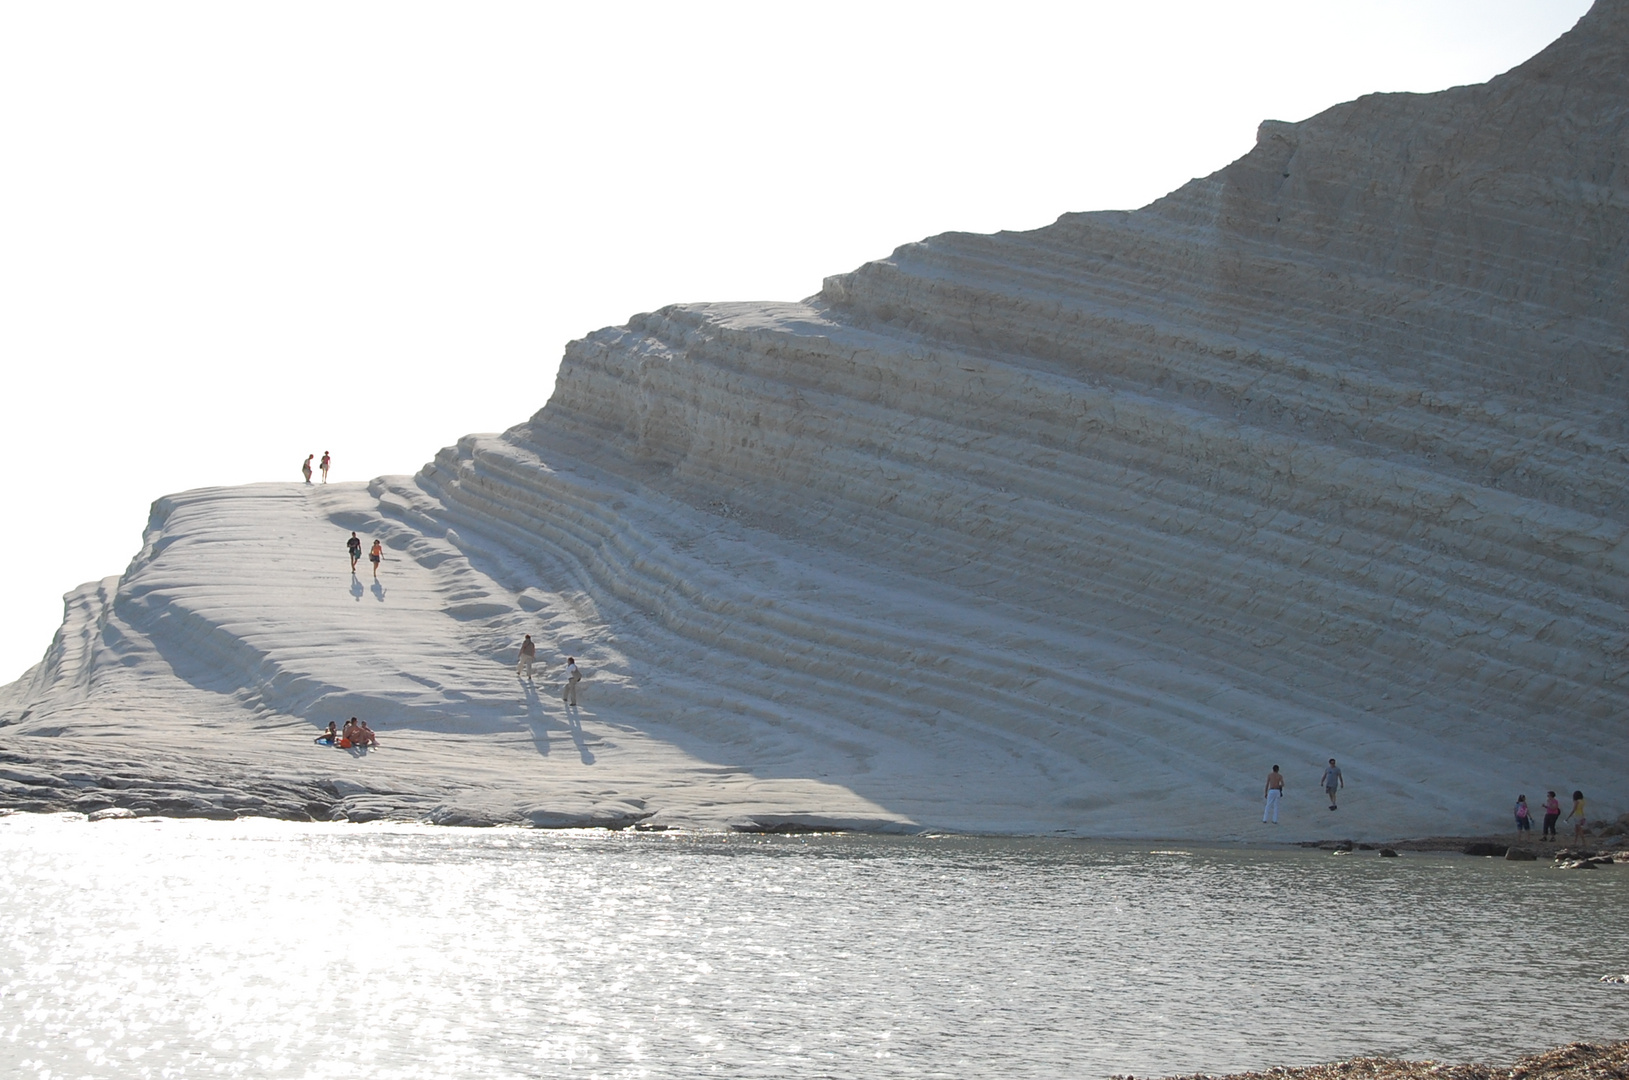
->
[3,1,1625,839]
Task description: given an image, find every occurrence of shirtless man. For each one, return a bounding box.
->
[1263,765,1285,824]
[347,532,362,573]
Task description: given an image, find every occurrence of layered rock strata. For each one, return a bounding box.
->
[2,2,1625,835]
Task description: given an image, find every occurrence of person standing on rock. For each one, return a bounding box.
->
[1542,791,1562,841]
[369,539,383,579]
[320,451,331,483]
[562,656,580,707]
[347,532,362,573]
[1567,790,1587,842]
[1320,758,1343,811]
[302,454,314,484]
[517,634,537,680]
[1514,794,1532,838]
[1263,765,1285,824]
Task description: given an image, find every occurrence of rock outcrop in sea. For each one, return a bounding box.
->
[2,1,1626,836]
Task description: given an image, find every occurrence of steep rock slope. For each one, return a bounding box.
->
[3,2,1625,836]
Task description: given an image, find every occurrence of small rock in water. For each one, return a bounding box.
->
[1600,974,1629,984]
[1504,847,1538,861]
[1379,848,1399,857]
[1462,842,1508,857]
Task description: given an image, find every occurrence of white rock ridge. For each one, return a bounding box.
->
[3,2,1626,837]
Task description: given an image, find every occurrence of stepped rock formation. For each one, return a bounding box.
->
[3,2,1626,837]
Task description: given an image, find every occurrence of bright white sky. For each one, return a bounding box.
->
[0,1,1593,683]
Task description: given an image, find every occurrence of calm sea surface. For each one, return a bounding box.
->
[1,814,1625,1079]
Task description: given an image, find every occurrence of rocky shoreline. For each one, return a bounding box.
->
[1124,1040,1629,1080]
[4,745,1629,854]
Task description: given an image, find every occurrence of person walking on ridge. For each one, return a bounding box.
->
[1567,790,1587,842]
[1514,794,1532,838]
[517,634,537,680]
[320,451,331,483]
[369,539,383,579]
[1320,758,1343,811]
[1263,765,1284,824]
[347,532,362,573]
[1541,791,1562,841]
[302,454,314,484]
[562,656,581,707]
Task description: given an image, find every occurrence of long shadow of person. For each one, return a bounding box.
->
[372,581,386,602]
[566,709,595,765]
[350,577,364,602]
[521,680,550,758]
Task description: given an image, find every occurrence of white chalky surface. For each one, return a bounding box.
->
[3,2,1627,838]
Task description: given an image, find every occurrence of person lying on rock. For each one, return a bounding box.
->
[314,721,338,746]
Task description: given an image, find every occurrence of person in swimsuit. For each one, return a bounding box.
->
[314,721,338,746]
[369,539,383,579]
[302,454,314,484]
[517,634,537,680]
[1567,790,1587,842]
[347,532,362,573]
[320,451,331,483]
[1542,791,1562,841]
[356,720,378,749]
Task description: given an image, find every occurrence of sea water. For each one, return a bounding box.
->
[0,815,1624,1079]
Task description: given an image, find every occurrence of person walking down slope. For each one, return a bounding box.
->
[1263,765,1285,824]
[1514,794,1532,838]
[517,634,537,680]
[1542,791,1562,841]
[347,532,362,573]
[302,454,314,484]
[562,656,581,707]
[320,451,331,483]
[369,539,383,579]
[1320,758,1344,811]
[1567,790,1587,842]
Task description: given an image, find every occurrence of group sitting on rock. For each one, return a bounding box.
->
[314,717,377,750]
